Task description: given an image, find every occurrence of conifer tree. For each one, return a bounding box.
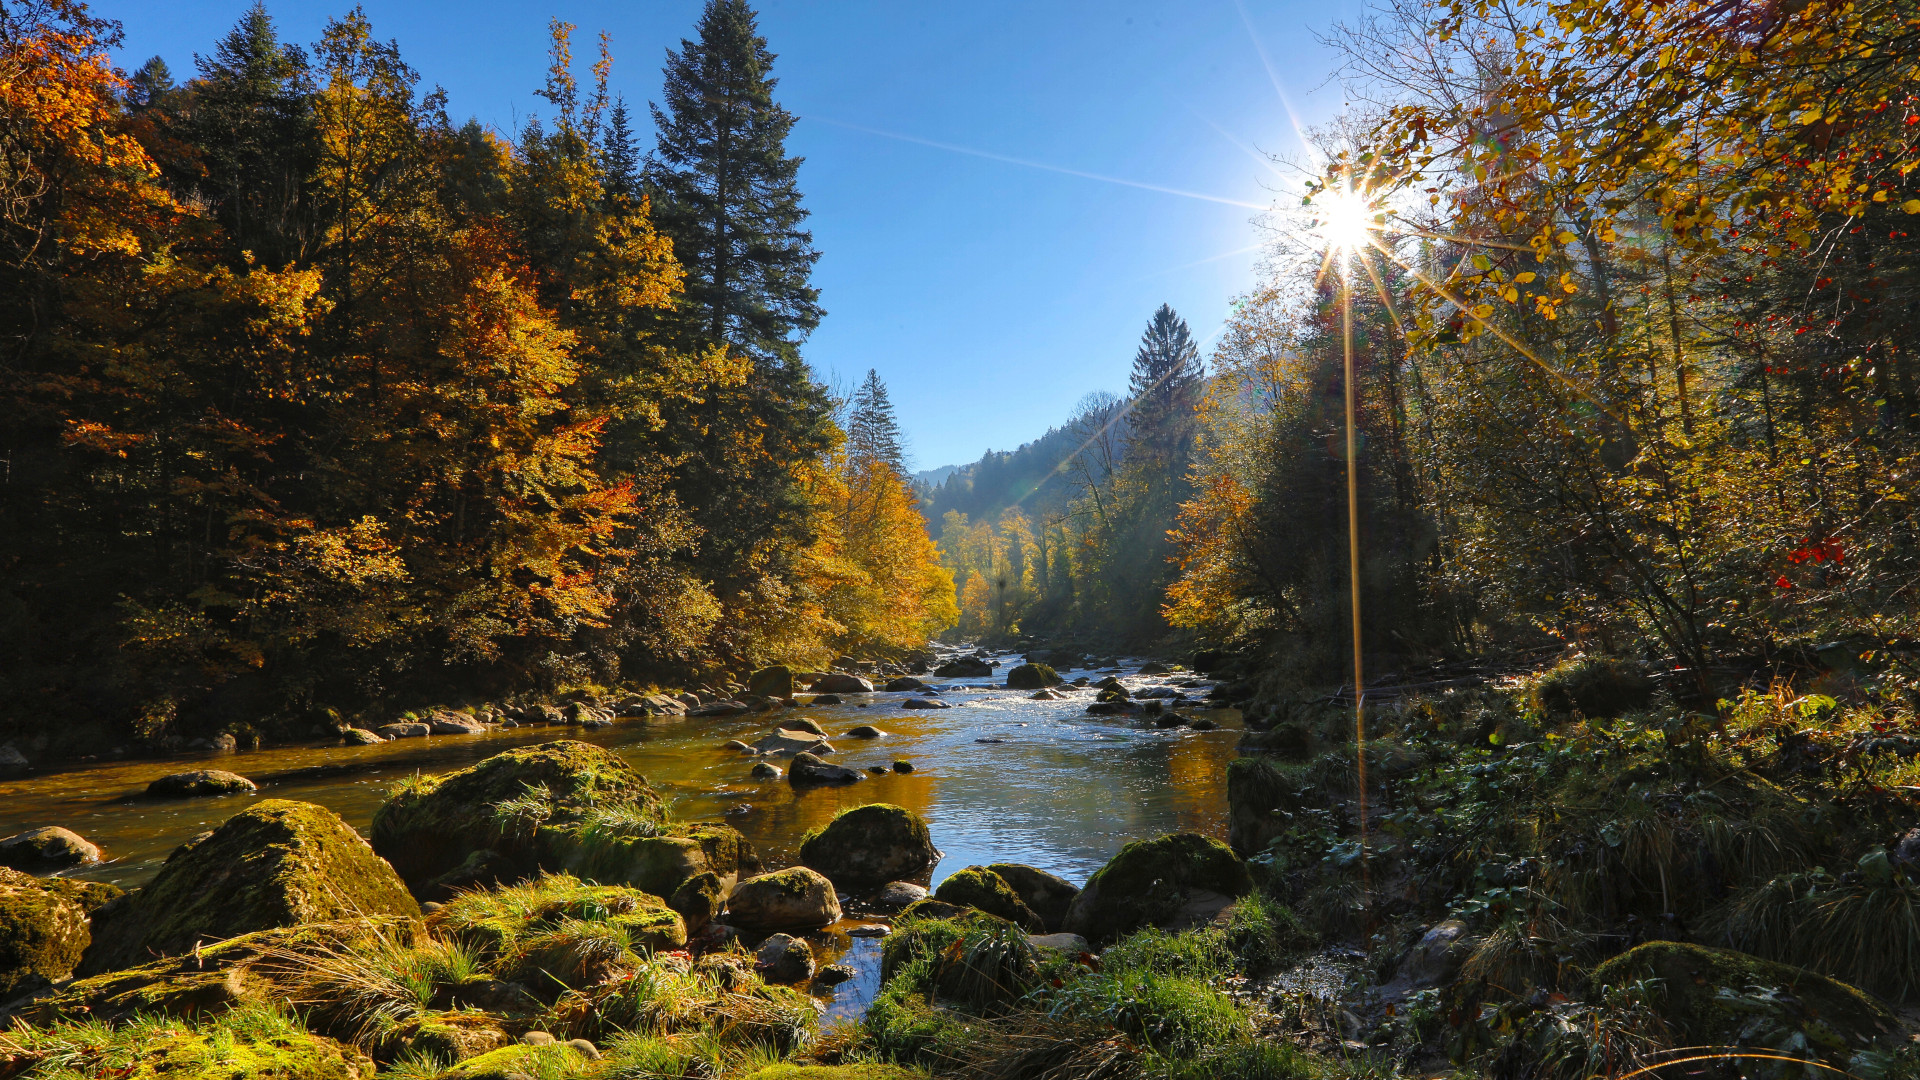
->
[848,368,906,474]
[646,0,821,362]
[601,94,641,200]
[191,1,313,265]
[1127,303,1203,450]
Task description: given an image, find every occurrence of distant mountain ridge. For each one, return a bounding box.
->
[918,398,1129,539]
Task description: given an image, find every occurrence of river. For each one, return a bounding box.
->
[0,651,1241,1020]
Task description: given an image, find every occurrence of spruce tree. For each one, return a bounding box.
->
[1127,303,1204,451]
[191,1,314,265]
[848,369,906,473]
[127,56,175,109]
[646,0,822,363]
[601,95,641,200]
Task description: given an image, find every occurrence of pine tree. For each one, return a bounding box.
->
[127,56,175,109]
[1127,303,1203,448]
[646,0,822,363]
[191,1,314,265]
[848,369,906,473]
[602,94,641,200]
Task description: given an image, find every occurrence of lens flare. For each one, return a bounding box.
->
[1310,185,1380,256]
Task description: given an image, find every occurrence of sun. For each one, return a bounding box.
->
[1309,184,1380,257]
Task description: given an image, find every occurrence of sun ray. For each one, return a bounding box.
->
[810,115,1269,210]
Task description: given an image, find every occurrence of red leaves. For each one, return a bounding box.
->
[1787,538,1844,564]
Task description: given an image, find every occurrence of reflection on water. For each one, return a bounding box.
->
[0,655,1240,899]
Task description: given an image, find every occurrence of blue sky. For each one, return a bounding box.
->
[100,1,1349,470]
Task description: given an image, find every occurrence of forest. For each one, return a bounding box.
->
[0,0,954,752]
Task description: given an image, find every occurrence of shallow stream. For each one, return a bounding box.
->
[0,652,1240,1020]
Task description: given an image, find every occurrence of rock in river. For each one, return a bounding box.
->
[789,752,863,785]
[901,698,951,710]
[987,863,1080,933]
[845,725,884,738]
[870,881,928,911]
[799,803,939,889]
[429,714,487,735]
[0,867,121,998]
[1062,831,1251,947]
[749,761,783,780]
[378,722,431,738]
[754,932,815,983]
[934,866,1044,931]
[341,727,386,745]
[751,729,833,757]
[783,716,829,737]
[146,769,257,798]
[1004,662,1063,690]
[0,827,101,872]
[747,665,795,699]
[79,799,420,975]
[884,677,932,692]
[371,740,665,895]
[727,867,841,931]
[810,673,874,694]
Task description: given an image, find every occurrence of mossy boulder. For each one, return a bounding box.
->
[0,826,101,871]
[30,917,418,1025]
[429,873,685,966]
[435,1042,591,1079]
[798,803,939,890]
[1226,756,1303,857]
[79,799,420,975]
[1004,662,1063,690]
[985,863,1079,933]
[1528,656,1654,718]
[1062,832,1252,946]
[932,867,1043,932]
[370,740,665,895]
[1592,942,1899,1053]
[549,821,757,930]
[0,867,122,998]
[894,897,969,923]
[727,867,841,931]
[748,665,795,699]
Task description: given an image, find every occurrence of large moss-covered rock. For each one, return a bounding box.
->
[370,740,664,895]
[933,867,1043,932]
[1062,832,1252,947]
[146,769,257,797]
[1592,942,1898,1053]
[79,800,420,975]
[0,867,122,998]
[798,804,939,890]
[1004,663,1062,690]
[1226,756,1302,857]
[985,863,1079,933]
[549,822,756,931]
[29,917,420,1025]
[727,867,841,931]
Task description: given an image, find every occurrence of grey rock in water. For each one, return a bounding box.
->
[341,727,385,745]
[845,725,884,738]
[788,752,863,785]
[901,698,951,710]
[378,722,431,738]
[750,761,783,780]
[728,867,841,931]
[0,745,30,771]
[752,730,834,757]
[870,881,928,911]
[429,714,486,735]
[811,673,875,695]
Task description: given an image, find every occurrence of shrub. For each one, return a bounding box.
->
[1528,656,1654,719]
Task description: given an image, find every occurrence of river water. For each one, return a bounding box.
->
[0,651,1240,1019]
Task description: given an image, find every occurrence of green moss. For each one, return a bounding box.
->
[0,867,108,997]
[1062,832,1252,947]
[933,867,1043,932]
[435,1042,588,1079]
[370,741,664,894]
[1004,663,1062,690]
[5,1003,374,1079]
[385,1011,512,1061]
[736,1066,926,1080]
[797,803,937,889]
[1592,941,1899,1051]
[78,800,420,976]
[550,820,756,915]
[1225,757,1305,858]
[429,873,684,966]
